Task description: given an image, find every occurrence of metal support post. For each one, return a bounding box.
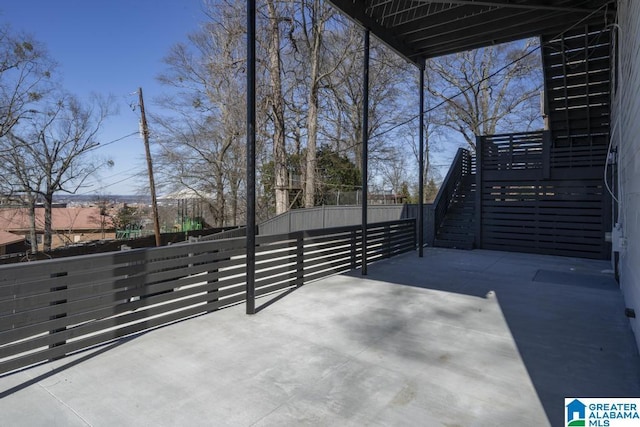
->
[245,0,256,314]
[361,29,370,276]
[418,64,425,257]
[474,135,483,249]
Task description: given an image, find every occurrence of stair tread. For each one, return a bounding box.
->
[435,172,476,251]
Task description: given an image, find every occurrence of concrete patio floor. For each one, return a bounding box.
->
[1,248,639,426]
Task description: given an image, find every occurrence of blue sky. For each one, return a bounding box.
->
[1,0,205,195]
[1,1,480,198]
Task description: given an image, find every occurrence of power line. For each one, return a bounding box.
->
[370,1,612,140]
[76,172,143,195]
[0,131,139,155]
[93,168,141,183]
[85,131,139,153]
[101,173,143,189]
[370,46,540,140]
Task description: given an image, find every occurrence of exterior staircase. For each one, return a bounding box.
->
[433,174,476,250]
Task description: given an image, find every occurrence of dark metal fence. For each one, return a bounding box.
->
[432,147,472,233]
[477,130,610,259]
[258,205,406,235]
[200,226,250,241]
[401,204,436,246]
[0,227,239,265]
[257,204,433,247]
[481,131,548,178]
[0,218,415,375]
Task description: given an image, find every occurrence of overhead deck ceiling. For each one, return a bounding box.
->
[327,0,616,65]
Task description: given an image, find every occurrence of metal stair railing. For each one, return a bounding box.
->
[432,148,472,233]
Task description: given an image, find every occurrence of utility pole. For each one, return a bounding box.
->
[138,87,162,247]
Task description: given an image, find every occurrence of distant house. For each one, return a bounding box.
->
[0,207,115,251]
[0,231,27,255]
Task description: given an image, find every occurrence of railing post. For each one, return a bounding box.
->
[120,244,140,303]
[350,229,357,270]
[361,28,370,276]
[509,133,514,168]
[542,130,551,179]
[322,204,326,228]
[418,64,425,257]
[49,271,68,361]
[385,224,392,258]
[413,218,417,249]
[296,235,304,287]
[464,149,470,176]
[475,135,483,249]
[245,0,256,314]
[207,248,220,313]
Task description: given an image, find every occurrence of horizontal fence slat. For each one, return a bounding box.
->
[0,276,248,347]
[0,218,416,375]
[0,292,247,375]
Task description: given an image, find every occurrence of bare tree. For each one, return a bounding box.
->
[90,194,113,239]
[0,25,56,203]
[3,93,112,251]
[379,146,410,196]
[426,39,543,150]
[263,0,289,215]
[294,0,334,208]
[0,25,56,138]
[323,32,414,177]
[409,72,445,201]
[1,147,43,251]
[154,1,246,227]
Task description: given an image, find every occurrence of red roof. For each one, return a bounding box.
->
[0,207,113,233]
[0,230,24,246]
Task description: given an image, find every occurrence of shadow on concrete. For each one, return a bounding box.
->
[255,286,300,314]
[340,248,640,427]
[0,338,132,399]
[2,248,638,426]
[0,308,215,398]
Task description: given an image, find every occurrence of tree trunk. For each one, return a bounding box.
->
[266,0,288,215]
[304,87,319,208]
[43,192,53,252]
[27,194,37,254]
[230,182,238,227]
[353,122,363,172]
[304,9,324,208]
[215,161,225,228]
